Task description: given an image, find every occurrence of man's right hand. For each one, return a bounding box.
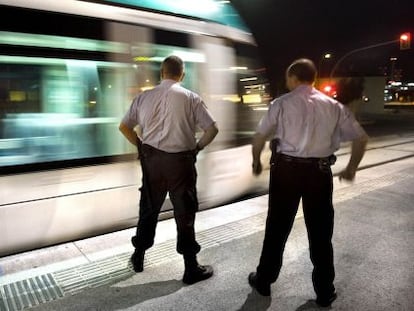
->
[339,135,368,182]
[338,169,355,181]
[338,167,356,182]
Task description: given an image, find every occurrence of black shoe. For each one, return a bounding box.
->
[248,272,271,296]
[130,250,144,272]
[183,265,213,285]
[316,291,337,307]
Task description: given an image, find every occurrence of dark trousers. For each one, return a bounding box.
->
[131,144,201,256]
[256,154,335,298]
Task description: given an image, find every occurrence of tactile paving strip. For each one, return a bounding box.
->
[334,172,412,203]
[53,255,133,295]
[0,274,63,311]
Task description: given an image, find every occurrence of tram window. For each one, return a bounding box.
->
[0,60,137,166]
[0,13,142,169]
[0,65,41,114]
[232,43,270,146]
[154,29,190,48]
[0,18,204,171]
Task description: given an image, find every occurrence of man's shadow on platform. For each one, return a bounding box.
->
[238,291,324,311]
[238,290,272,311]
[295,299,325,310]
[43,278,185,310]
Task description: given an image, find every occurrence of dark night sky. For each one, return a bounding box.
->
[231,0,414,93]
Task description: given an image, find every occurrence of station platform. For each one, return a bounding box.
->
[1,144,414,310]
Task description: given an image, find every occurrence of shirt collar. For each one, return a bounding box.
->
[293,84,313,93]
[161,79,179,87]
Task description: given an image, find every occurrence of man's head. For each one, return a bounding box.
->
[285,58,317,91]
[161,55,185,82]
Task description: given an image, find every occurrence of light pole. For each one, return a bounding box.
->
[317,53,332,87]
[329,39,399,78]
[318,53,332,77]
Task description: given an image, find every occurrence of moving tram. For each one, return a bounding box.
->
[0,0,271,256]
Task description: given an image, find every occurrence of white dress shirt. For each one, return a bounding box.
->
[122,79,215,153]
[256,85,367,158]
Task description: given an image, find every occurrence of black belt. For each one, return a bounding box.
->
[278,154,320,163]
[278,153,336,165]
[141,144,195,157]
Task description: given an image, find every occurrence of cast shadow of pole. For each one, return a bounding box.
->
[238,290,272,311]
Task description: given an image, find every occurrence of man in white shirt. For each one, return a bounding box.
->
[119,56,218,285]
[248,58,368,306]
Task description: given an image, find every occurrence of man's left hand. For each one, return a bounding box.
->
[252,161,262,176]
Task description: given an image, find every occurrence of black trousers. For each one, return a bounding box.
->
[256,154,335,298]
[131,144,201,256]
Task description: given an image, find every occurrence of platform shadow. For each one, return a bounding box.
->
[238,290,272,311]
[34,278,185,311]
[296,299,327,311]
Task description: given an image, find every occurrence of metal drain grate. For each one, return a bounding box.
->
[0,274,63,311]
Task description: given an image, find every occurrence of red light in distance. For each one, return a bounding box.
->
[323,85,332,93]
[400,33,409,41]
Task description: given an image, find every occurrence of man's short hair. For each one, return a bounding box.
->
[162,55,184,77]
[286,58,317,83]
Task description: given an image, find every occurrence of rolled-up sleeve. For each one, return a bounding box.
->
[256,99,280,136]
[338,105,367,142]
[194,98,216,130]
[121,98,140,129]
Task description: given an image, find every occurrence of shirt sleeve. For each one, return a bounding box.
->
[121,97,140,129]
[256,99,280,136]
[338,105,367,142]
[194,96,216,130]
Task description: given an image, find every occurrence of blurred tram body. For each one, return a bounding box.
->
[0,0,271,256]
